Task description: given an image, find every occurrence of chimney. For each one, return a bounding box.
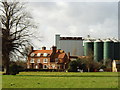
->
[42,46,46,50]
[52,46,57,54]
[58,49,61,53]
[68,52,70,59]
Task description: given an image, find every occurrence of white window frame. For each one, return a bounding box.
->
[43,58,48,63]
[43,65,48,69]
[37,59,40,63]
[36,65,38,69]
[30,53,35,57]
[52,65,55,69]
[43,53,48,57]
[30,59,34,63]
[37,53,41,57]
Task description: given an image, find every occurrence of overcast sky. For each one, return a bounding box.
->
[26,1,118,49]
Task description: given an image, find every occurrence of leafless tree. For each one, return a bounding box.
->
[0,0,36,74]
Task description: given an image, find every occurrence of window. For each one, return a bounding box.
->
[52,64,55,69]
[55,58,58,63]
[43,65,47,69]
[30,53,35,57]
[57,65,60,69]
[43,53,48,57]
[37,59,40,63]
[43,58,48,63]
[36,65,38,69]
[37,53,41,57]
[30,59,34,63]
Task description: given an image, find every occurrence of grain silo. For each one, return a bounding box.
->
[103,38,114,61]
[113,39,120,60]
[118,40,120,60]
[94,39,103,62]
[84,39,94,56]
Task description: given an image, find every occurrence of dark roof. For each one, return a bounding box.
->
[60,37,83,40]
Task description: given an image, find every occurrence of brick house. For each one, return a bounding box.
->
[27,46,70,71]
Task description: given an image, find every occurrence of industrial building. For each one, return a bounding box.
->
[55,34,84,56]
[55,34,120,63]
[83,38,120,63]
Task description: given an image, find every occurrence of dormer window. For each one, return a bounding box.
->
[37,53,41,57]
[30,59,34,63]
[30,53,35,57]
[43,53,48,57]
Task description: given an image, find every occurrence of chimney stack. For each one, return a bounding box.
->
[42,46,46,50]
[68,52,70,59]
[52,46,57,53]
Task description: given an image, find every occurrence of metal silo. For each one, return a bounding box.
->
[84,39,94,56]
[119,40,120,59]
[94,39,103,62]
[113,39,119,60]
[103,39,114,61]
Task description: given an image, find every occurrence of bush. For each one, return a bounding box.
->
[68,60,78,72]
[9,62,24,75]
[100,65,106,69]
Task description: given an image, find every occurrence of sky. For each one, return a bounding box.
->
[26,1,118,49]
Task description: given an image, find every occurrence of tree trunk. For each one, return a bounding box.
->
[5,57,10,75]
[3,52,10,75]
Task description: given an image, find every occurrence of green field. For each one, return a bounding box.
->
[2,72,119,88]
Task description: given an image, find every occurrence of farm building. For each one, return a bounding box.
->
[55,34,84,56]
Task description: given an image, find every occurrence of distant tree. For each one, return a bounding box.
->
[103,59,112,68]
[0,0,36,74]
[68,60,78,72]
[77,49,102,72]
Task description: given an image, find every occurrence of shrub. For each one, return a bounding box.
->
[68,60,78,72]
[9,62,24,75]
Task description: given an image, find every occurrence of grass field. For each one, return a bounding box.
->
[2,72,119,88]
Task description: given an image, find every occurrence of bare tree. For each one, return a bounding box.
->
[0,0,36,74]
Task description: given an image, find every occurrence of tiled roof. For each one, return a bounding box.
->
[30,50,66,59]
[56,53,66,59]
[32,50,52,54]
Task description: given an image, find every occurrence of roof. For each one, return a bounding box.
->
[115,60,120,64]
[32,50,52,54]
[30,49,66,59]
[57,53,66,58]
[60,37,83,40]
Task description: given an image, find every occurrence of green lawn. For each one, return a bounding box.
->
[2,72,119,88]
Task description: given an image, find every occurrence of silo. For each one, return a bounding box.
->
[94,39,103,62]
[119,40,120,59]
[113,39,119,60]
[103,39,114,61]
[84,39,94,56]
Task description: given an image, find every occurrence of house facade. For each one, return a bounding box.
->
[27,46,70,71]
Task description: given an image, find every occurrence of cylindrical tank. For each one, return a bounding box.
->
[84,39,94,56]
[94,39,103,62]
[119,40,120,59]
[113,39,119,60]
[103,39,114,61]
